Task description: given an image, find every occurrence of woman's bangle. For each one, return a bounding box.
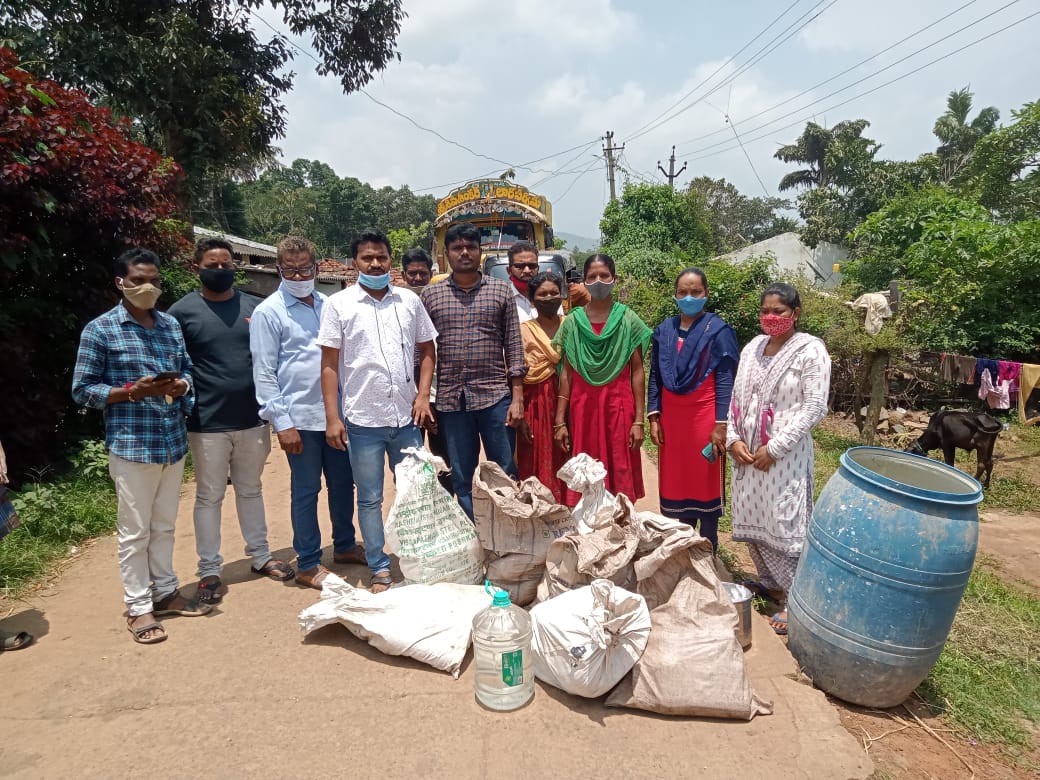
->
[631,422,644,428]
[553,422,567,430]
[557,395,569,401]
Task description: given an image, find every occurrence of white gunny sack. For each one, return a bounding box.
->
[298,573,489,677]
[529,579,651,698]
[384,447,483,586]
[556,454,617,534]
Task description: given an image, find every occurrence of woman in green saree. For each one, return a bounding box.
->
[553,254,652,505]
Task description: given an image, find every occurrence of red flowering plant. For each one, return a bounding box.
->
[0,48,186,480]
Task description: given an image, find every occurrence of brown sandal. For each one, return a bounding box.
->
[127,618,167,645]
[333,545,367,565]
[296,565,331,590]
[153,590,212,617]
[251,559,295,581]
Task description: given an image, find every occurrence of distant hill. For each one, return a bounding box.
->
[556,231,599,251]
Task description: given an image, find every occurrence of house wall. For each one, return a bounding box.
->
[718,232,847,288]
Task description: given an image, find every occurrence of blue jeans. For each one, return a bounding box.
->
[285,429,356,572]
[347,422,424,574]
[439,394,517,519]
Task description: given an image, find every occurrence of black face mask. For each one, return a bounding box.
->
[199,267,236,293]
[533,297,563,316]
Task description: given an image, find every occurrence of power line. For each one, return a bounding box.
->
[725,114,771,197]
[554,157,604,204]
[251,13,597,178]
[622,0,806,141]
[684,8,1040,163]
[675,0,981,149]
[624,0,838,144]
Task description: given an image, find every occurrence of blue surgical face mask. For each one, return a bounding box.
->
[675,295,707,316]
[359,271,391,290]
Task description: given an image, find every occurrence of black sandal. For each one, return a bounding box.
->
[196,576,223,604]
[0,630,34,651]
[153,590,212,617]
[251,559,295,581]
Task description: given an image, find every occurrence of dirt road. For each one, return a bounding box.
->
[0,442,870,779]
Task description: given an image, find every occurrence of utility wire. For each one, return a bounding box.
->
[679,0,1020,157]
[725,114,771,197]
[675,0,981,149]
[251,13,597,177]
[554,157,604,204]
[624,0,837,144]
[684,8,1040,163]
[622,0,806,141]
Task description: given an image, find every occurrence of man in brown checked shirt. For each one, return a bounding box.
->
[420,222,528,519]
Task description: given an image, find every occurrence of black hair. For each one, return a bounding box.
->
[583,252,616,279]
[194,237,234,264]
[760,282,801,310]
[401,247,433,271]
[114,247,161,277]
[351,228,392,259]
[507,241,539,262]
[675,266,708,291]
[526,271,564,302]
[444,222,481,249]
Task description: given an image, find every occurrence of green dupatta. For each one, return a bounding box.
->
[553,303,652,386]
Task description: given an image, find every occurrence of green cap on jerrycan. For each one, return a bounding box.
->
[484,579,512,607]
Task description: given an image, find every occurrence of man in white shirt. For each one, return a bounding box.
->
[506,241,542,323]
[318,229,437,593]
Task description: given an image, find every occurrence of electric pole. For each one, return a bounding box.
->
[603,130,624,202]
[657,145,687,190]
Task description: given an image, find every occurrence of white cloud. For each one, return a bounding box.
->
[272,0,1040,236]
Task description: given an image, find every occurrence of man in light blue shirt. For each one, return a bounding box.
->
[249,237,362,590]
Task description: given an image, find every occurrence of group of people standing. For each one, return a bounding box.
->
[67,219,831,646]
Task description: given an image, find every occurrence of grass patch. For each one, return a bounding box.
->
[917,557,1040,756]
[812,428,859,500]
[981,476,1040,512]
[0,441,117,593]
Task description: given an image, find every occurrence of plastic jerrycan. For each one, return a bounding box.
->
[471,581,534,711]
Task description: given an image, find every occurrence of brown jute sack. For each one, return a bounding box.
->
[473,463,576,606]
[605,500,773,720]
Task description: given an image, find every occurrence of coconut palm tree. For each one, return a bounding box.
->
[774,119,878,192]
[933,86,999,182]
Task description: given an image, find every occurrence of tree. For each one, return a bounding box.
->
[933,86,999,183]
[0,50,183,480]
[965,99,1040,222]
[847,188,1040,359]
[388,221,431,261]
[228,158,436,256]
[1,1,405,216]
[599,182,712,274]
[774,119,880,192]
[685,176,795,253]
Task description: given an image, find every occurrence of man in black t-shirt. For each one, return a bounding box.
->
[169,238,294,604]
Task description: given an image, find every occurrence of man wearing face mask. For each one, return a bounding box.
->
[168,238,293,604]
[401,248,454,495]
[318,229,437,593]
[250,236,360,591]
[73,248,208,645]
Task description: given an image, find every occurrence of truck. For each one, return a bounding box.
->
[433,178,555,272]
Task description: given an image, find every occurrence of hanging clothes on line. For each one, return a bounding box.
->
[975,357,999,388]
[998,360,1022,403]
[954,355,976,384]
[1019,363,1040,425]
[979,368,1011,410]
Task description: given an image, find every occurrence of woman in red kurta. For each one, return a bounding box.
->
[516,272,567,502]
[647,268,739,551]
[553,254,652,505]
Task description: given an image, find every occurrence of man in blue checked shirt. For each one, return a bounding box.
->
[73,248,212,645]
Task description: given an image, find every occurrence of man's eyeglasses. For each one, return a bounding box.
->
[277,264,316,279]
[511,263,539,271]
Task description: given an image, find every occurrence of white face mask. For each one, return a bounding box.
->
[281,278,315,298]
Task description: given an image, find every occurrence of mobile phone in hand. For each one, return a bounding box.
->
[153,371,180,381]
[701,442,716,463]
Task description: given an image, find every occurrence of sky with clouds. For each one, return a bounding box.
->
[265,0,1040,240]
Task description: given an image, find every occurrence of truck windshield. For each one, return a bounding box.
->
[480,221,534,248]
